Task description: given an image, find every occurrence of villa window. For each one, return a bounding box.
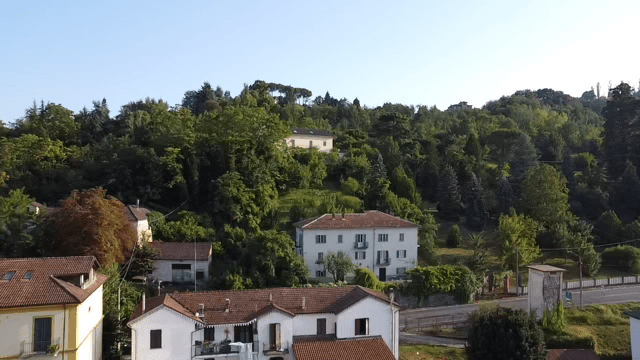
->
[338,235,343,243]
[204,327,215,341]
[396,250,406,258]
[355,318,369,336]
[171,264,191,283]
[317,318,327,335]
[316,235,326,244]
[378,234,388,242]
[399,233,404,242]
[150,329,162,349]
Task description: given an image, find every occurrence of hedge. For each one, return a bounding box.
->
[602,245,640,274]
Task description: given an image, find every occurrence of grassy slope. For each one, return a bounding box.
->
[399,345,467,360]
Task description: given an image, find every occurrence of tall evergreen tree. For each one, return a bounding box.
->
[437,164,462,221]
[508,133,538,197]
[603,82,640,180]
[496,177,514,215]
[464,173,487,230]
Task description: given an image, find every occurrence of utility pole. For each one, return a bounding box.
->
[515,247,519,296]
[568,251,583,308]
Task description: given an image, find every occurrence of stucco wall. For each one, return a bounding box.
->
[130,306,197,360]
[256,311,294,360]
[286,135,333,152]
[297,226,418,280]
[75,318,103,360]
[292,313,337,336]
[631,317,640,360]
[150,259,210,284]
[0,305,67,357]
[336,297,396,356]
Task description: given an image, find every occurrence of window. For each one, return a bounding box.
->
[396,267,406,275]
[196,270,205,280]
[396,250,406,258]
[399,233,404,242]
[355,318,369,336]
[234,324,253,343]
[317,318,327,335]
[317,252,324,262]
[355,251,366,260]
[171,264,191,283]
[150,329,162,349]
[297,233,303,247]
[316,235,326,244]
[204,327,215,341]
[377,251,389,264]
[355,234,366,243]
[378,234,388,242]
[269,323,282,349]
[309,140,313,147]
[316,270,326,277]
[338,235,343,243]
[323,141,327,146]
[34,317,52,352]
[23,271,33,280]
[2,271,15,281]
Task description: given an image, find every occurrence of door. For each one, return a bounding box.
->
[34,317,52,352]
[379,267,386,282]
[269,323,281,349]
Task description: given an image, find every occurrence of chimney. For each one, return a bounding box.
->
[302,297,306,310]
[142,293,146,312]
[269,293,272,302]
[197,303,205,318]
[136,199,140,208]
[225,299,230,312]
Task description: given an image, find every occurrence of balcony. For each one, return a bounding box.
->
[263,340,289,356]
[377,257,391,266]
[19,337,61,358]
[354,241,369,249]
[192,341,257,358]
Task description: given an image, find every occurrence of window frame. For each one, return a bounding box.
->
[315,235,326,244]
[396,250,406,258]
[317,318,327,335]
[150,329,162,349]
[338,235,343,243]
[204,327,215,341]
[378,234,388,242]
[355,318,369,336]
[399,233,404,242]
[2,271,15,281]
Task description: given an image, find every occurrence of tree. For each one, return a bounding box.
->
[391,166,421,205]
[321,251,355,282]
[437,164,462,221]
[464,173,487,230]
[496,176,514,215]
[129,243,160,278]
[517,165,572,226]
[467,233,489,274]
[447,224,462,248]
[508,133,538,196]
[101,264,142,356]
[51,188,138,267]
[553,221,601,277]
[499,211,540,271]
[602,82,640,180]
[0,189,39,257]
[612,161,640,216]
[468,306,546,360]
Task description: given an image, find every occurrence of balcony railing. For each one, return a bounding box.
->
[263,340,289,355]
[21,337,60,355]
[377,257,391,266]
[192,341,257,358]
[354,241,369,249]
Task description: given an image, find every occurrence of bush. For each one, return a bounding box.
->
[544,334,595,350]
[352,268,396,292]
[406,265,481,304]
[602,245,640,274]
[447,224,462,248]
[468,306,546,360]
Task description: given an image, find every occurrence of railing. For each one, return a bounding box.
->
[315,259,323,264]
[354,241,369,249]
[377,257,391,266]
[192,341,257,358]
[510,274,640,295]
[263,340,289,355]
[21,337,60,355]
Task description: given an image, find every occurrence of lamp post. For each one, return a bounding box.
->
[568,251,583,308]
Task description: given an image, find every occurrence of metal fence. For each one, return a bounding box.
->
[402,314,470,332]
[516,275,640,295]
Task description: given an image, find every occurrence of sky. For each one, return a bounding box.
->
[1,0,639,123]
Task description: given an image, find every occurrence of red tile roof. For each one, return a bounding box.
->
[149,241,211,261]
[129,286,397,325]
[294,211,418,230]
[128,294,203,324]
[123,205,150,222]
[292,336,395,360]
[547,349,600,360]
[0,256,107,308]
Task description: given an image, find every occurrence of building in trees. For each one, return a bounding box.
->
[286,128,335,152]
[148,241,212,286]
[294,211,419,281]
[446,101,473,112]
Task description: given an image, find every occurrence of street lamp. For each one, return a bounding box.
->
[567,251,583,308]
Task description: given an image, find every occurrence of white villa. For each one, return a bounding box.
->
[285,128,334,152]
[127,286,400,360]
[0,256,107,360]
[148,241,212,286]
[293,211,419,281]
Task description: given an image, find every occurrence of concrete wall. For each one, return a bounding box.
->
[130,306,197,360]
[286,135,333,152]
[150,259,210,284]
[296,226,418,280]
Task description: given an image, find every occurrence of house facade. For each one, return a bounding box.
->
[127,286,400,360]
[148,242,212,286]
[625,311,640,360]
[124,204,153,244]
[293,211,419,281]
[285,128,334,152]
[0,256,108,360]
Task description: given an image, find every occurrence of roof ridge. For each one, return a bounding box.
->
[301,214,328,229]
[0,256,96,262]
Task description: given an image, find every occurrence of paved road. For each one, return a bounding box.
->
[400,284,640,331]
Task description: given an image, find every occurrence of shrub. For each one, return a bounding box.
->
[406,265,481,304]
[447,224,462,248]
[602,245,640,274]
[544,334,595,350]
[352,268,396,292]
[542,302,566,333]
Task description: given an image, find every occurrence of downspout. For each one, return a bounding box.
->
[372,228,376,272]
[62,304,66,360]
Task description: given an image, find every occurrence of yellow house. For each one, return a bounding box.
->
[286,128,334,152]
[0,256,107,360]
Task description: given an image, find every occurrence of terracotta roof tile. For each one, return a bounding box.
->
[149,241,211,261]
[129,286,395,325]
[0,256,104,308]
[547,349,600,360]
[292,336,395,360]
[123,205,150,222]
[294,211,418,230]
[129,294,203,324]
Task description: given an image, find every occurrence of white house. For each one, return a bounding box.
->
[293,211,419,281]
[127,285,400,360]
[124,204,153,244]
[0,256,107,360]
[286,128,334,152]
[148,241,212,286]
[625,311,640,360]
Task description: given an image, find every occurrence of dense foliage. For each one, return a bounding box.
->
[406,265,481,304]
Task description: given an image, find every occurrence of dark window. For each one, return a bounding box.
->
[269,323,281,349]
[355,318,369,336]
[150,329,162,349]
[171,264,191,270]
[34,317,52,352]
[317,318,327,335]
[234,324,253,343]
[2,271,15,280]
[204,327,215,341]
[196,271,205,280]
[23,271,33,280]
[338,235,342,243]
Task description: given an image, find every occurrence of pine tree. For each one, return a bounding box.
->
[447,224,462,248]
[371,153,387,180]
[464,173,487,230]
[496,177,514,215]
[437,164,462,221]
[508,133,538,197]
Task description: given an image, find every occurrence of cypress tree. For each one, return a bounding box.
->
[437,164,462,221]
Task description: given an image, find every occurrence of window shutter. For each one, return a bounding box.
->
[366,319,369,335]
[396,250,399,258]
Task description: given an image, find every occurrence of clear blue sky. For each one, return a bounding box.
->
[1,0,638,123]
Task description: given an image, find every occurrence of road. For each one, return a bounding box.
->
[400,284,640,331]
